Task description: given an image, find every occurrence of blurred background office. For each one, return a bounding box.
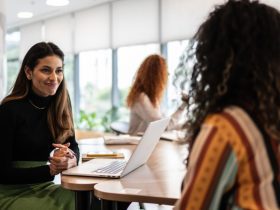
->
[1,0,278,132]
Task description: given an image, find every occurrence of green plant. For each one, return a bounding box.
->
[76,107,129,132]
[100,107,120,132]
[76,108,120,131]
[76,110,101,130]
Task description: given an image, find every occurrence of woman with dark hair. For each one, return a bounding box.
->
[0,42,79,209]
[127,54,187,135]
[174,0,280,209]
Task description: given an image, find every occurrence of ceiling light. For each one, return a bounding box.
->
[46,0,70,7]
[17,12,33,19]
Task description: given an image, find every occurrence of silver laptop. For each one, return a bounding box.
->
[62,118,170,178]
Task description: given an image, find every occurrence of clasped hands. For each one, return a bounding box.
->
[49,143,77,176]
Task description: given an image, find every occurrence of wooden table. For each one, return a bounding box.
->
[62,138,136,189]
[94,141,187,209]
[61,138,187,210]
[61,138,136,210]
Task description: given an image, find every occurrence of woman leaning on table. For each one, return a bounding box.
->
[127,54,188,135]
[174,0,280,209]
[0,42,79,210]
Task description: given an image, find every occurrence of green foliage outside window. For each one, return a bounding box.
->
[76,107,123,132]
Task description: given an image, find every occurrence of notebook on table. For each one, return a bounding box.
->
[62,118,170,178]
[103,135,141,145]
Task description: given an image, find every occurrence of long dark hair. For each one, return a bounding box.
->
[174,0,280,147]
[2,42,74,143]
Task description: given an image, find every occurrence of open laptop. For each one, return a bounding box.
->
[62,118,170,178]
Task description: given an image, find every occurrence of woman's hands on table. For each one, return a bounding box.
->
[49,143,77,176]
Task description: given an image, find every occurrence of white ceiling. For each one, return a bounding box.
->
[6,0,117,30]
[6,0,280,31]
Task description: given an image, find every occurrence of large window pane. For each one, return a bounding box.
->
[166,40,189,111]
[6,31,20,94]
[79,49,112,114]
[64,54,75,110]
[118,44,160,107]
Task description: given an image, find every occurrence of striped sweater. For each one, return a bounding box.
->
[174,106,280,210]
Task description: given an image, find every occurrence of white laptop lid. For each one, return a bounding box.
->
[62,118,170,178]
[121,118,170,177]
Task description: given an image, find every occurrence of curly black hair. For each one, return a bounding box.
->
[174,0,280,146]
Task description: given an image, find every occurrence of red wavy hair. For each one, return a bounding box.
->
[127,54,168,107]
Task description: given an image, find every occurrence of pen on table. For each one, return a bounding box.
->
[86,153,119,157]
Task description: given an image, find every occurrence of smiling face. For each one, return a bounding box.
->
[25,55,64,97]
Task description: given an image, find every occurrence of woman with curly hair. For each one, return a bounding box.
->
[174,0,280,209]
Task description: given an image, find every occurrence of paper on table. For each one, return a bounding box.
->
[137,130,185,141]
[103,135,141,145]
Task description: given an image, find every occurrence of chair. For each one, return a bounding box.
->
[110,121,129,135]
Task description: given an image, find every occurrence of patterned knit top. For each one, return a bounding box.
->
[174,106,280,210]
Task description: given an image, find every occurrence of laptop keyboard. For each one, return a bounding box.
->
[93,161,127,174]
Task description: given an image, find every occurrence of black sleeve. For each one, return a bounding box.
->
[0,104,54,184]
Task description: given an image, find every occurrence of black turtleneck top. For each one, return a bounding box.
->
[0,90,79,184]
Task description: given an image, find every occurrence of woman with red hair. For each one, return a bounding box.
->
[127,54,187,135]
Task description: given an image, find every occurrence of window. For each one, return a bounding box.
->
[166,40,189,112]
[5,30,20,94]
[118,43,160,106]
[79,49,112,114]
[63,53,75,110]
[117,43,160,121]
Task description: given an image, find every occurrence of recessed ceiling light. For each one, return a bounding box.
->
[17,12,33,19]
[46,0,70,7]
